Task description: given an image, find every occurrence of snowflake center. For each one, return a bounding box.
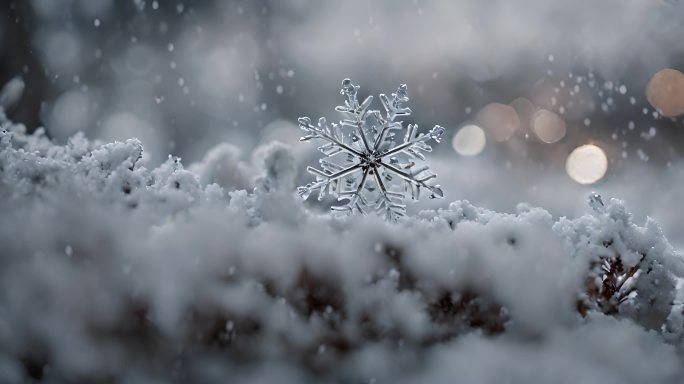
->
[362,152,382,168]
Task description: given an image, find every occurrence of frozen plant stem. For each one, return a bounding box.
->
[298,78,445,221]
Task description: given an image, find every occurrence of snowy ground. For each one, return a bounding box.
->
[2,103,684,383]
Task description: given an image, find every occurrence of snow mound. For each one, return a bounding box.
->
[1,109,684,383]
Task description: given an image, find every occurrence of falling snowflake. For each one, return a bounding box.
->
[298,78,445,221]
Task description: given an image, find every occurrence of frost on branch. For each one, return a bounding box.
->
[555,194,684,332]
[298,78,445,221]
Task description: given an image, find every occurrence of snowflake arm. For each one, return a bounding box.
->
[379,83,412,121]
[299,117,364,158]
[333,166,371,214]
[298,162,363,201]
[379,124,446,160]
[380,161,444,200]
[372,168,406,221]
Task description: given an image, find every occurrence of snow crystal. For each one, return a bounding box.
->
[298,79,444,221]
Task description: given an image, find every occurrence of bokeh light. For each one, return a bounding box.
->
[510,97,535,128]
[565,144,608,184]
[646,68,684,118]
[452,124,486,156]
[532,109,566,143]
[48,89,92,140]
[475,103,520,142]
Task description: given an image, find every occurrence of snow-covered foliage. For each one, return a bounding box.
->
[1,107,684,383]
[298,79,444,221]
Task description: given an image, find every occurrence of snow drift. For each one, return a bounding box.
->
[1,105,684,383]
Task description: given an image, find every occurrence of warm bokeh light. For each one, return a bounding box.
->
[510,97,535,127]
[475,103,520,142]
[532,109,566,143]
[566,144,608,184]
[646,68,684,118]
[452,124,486,156]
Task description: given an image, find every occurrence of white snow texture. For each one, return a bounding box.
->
[1,102,684,383]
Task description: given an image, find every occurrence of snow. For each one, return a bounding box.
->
[1,102,684,382]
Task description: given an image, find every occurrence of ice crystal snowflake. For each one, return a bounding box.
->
[298,78,445,221]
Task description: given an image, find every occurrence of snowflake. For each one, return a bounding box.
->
[298,78,445,221]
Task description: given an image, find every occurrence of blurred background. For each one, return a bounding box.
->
[1,0,684,243]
